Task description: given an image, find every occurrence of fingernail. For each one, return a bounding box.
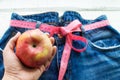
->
[0,48,3,53]
[17,32,21,35]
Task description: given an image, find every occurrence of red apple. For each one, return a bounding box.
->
[16,29,53,68]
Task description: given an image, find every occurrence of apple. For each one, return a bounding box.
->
[16,29,53,68]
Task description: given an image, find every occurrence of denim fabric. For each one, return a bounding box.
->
[59,11,120,80]
[0,12,59,80]
[61,11,107,25]
[1,11,120,80]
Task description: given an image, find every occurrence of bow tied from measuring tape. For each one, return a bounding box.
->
[58,20,88,52]
[56,20,88,80]
[59,20,82,36]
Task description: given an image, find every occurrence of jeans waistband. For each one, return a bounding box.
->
[61,11,107,25]
[11,12,59,26]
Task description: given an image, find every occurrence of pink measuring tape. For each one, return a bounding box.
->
[10,19,109,80]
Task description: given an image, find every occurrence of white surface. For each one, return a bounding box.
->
[0,0,120,39]
[0,0,120,9]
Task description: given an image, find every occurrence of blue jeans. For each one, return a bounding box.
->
[59,11,120,80]
[1,11,120,80]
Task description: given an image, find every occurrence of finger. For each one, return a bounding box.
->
[50,46,57,61]
[50,37,55,45]
[5,32,21,50]
[44,32,50,38]
[44,32,55,45]
[44,61,50,70]
[3,32,21,58]
[45,46,57,68]
[35,65,46,78]
[3,32,21,59]
[39,65,46,73]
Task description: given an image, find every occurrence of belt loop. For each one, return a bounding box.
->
[36,21,42,29]
[81,25,85,33]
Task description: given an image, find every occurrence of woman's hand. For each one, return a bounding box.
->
[2,32,56,80]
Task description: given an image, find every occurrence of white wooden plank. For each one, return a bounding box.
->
[0,0,120,10]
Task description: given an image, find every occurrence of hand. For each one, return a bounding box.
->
[2,32,56,80]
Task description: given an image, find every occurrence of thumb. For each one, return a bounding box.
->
[3,32,21,64]
[5,32,21,50]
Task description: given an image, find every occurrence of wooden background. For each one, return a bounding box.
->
[0,0,120,39]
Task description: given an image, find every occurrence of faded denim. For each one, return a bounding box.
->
[60,11,120,80]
